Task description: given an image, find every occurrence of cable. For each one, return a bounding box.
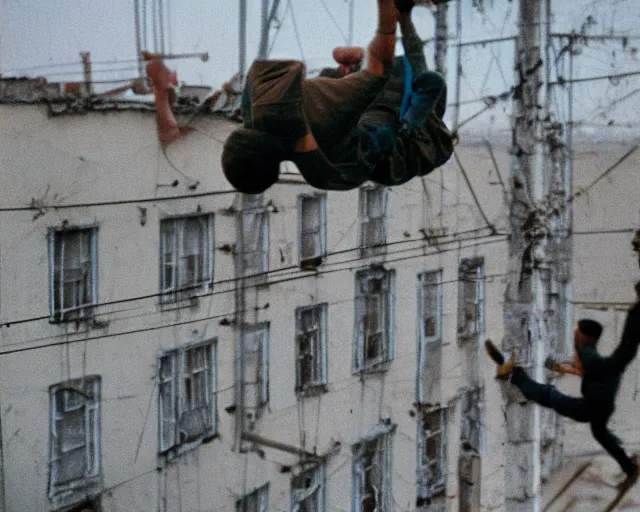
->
[0,235,509,355]
[0,189,237,213]
[289,1,306,62]
[2,231,505,353]
[267,0,291,56]
[549,68,640,86]
[452,151,496,234]
[3,66,140,79]
[3,59,148,75]
[318,0,349,44]
[569,144,639,203]
[0,308,244,357]
[0,227,497,329]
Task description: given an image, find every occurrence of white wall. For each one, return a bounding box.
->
[0,104,637,512]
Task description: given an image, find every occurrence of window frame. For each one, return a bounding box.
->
[354,267,395,372]
[157,339,218,457]
[460,386,484,455]
[236,483,269,512]
[359,186,388,258]
[457,258,485,341]
[352,428,394,512]
[417,407,447,502]
[295,304,328,392]
[416,270,444,404]
[49,376,101,498]
[291,463,326,512]
[159,213,214,304]
[298,193,327,269]
[48,226,98,323]
[238,206,269,279]
[243,323,270,411]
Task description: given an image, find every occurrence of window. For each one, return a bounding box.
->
[352,430,393,512]
[459,390,483,512]
[298,193,327,269]
[158,341,217,454]
[160,215,214,302]
[417,271,443,403]
[359,186,387,257]
[295,304,328,392]
[49,227,98,323]
[460,387,483,454]
[354,267,395,371]
[239,202,269,279]
[292,464,325,512]
[457,259,484,341]
[243,324,269,418]
[418,409,447,504]
[237,484,268,512]
[419,271,442,344]
[49,377,101,497]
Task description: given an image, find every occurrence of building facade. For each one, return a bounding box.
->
[0,79,637,512]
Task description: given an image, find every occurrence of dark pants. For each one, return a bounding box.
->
[359,26,453,186]
[511,367,637,476]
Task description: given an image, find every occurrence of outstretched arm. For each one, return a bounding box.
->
[545,355,583,376]
[365,0,398,76]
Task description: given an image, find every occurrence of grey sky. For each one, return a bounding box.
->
[2,0,639,133]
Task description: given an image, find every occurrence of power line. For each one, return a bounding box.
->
[318,0,348,44]
[0,227,498,330]
[0,235,509,355]
[0,189,237,213]
[569,144,639,202]
[550,69,640,86]
[3,202,634,334]
[3,59,146,75]
[288,0,306,62]
[452,151,496,234]
[3,66,140,79]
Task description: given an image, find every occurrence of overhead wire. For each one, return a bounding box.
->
[0,227,498,330]
[0,189,237,213]
[0,234,510,355]
[288,0,306,62]
[318,0,349,44]
[452,151,496,234]
[568,144,639,203]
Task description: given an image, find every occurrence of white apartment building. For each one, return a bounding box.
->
[0,75,637,512]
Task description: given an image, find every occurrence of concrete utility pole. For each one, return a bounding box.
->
[502,0,555,510]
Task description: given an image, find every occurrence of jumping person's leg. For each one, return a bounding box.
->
[359,0,451,181]
[293,0,397,154]
[591,418,639,478]
[357,0,416,174]
[485,340,590,422]
[509,367,591,422]
[143,52,183,146]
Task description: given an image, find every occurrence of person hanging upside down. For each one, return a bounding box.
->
[220,0,453,193]
[485,292,640,490]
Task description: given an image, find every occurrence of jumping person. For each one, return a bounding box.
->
[221,0,453,193]
[485,296,640,489]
